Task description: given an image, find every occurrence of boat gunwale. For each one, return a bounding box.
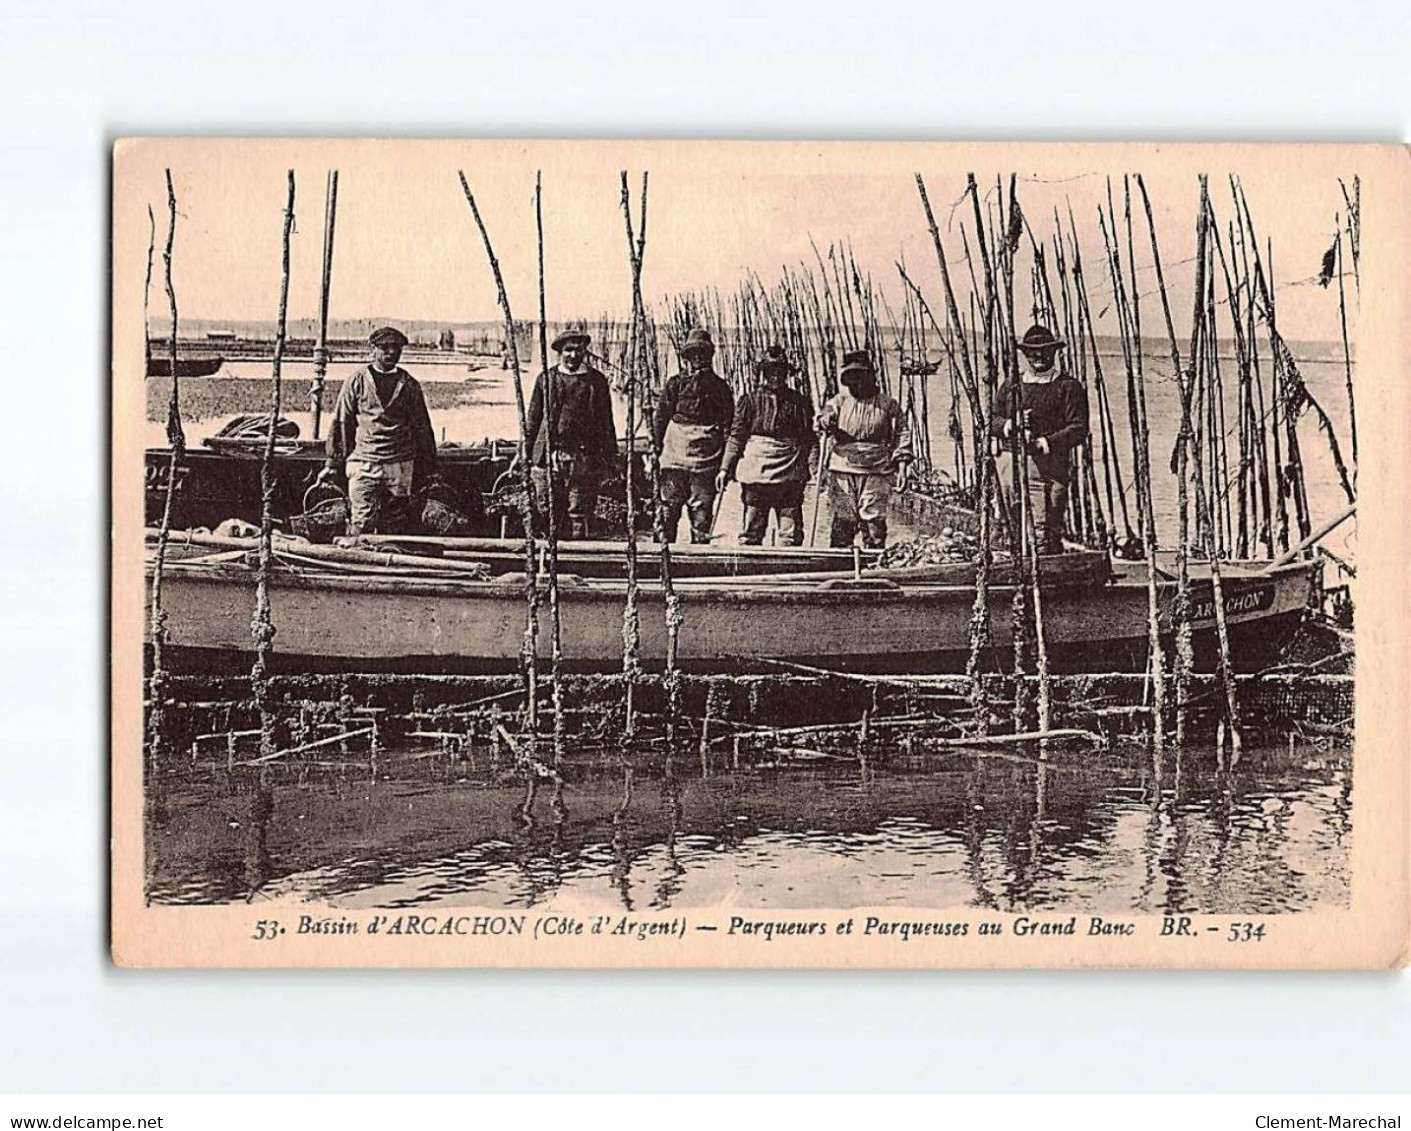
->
[142,526,885,562]
[145,553,1318,603]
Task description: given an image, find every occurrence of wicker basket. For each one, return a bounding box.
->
[289,493,348,543]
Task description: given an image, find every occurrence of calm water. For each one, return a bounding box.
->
[145,739,1352,913]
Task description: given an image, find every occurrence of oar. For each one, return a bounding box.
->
[808,434,832,547]
[1265,503,1356,571]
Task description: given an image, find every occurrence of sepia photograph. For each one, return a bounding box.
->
[109,139,1407,968]
[9,0,1411,1111]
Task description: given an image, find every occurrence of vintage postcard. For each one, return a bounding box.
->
[111,139,1409,968]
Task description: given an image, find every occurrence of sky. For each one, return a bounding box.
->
[114,139,1367,345]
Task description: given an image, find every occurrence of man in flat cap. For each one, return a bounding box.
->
[521,324,618,540]
[653,328,734,544]
[988,324,1088,555]
[815,349,912,549]
[718,345,815,546]
[320,326,438,535]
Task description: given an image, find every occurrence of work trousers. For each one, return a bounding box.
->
[1001,457,1069,556]
[739,482,805,546]
[346,458,416,535]
[658,468,718,544]
[827,470,892,549]
[531,459,601,540]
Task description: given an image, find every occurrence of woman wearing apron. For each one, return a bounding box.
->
[718,345,815,546]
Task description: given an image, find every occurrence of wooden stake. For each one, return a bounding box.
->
[1103,176,1165,756]
[459,171,540,735]
[250,170,296,759]
[535,172,565,769]
[1136,173,1194,746]
[310,169,338,440]
[619,171,650,740]
[147,173,184,762]
[1199,222,1243,757]
[1336,225,1357,483]
[916,173,992,730]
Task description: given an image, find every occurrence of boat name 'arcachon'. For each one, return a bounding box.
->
[1256,1119,1401,1129]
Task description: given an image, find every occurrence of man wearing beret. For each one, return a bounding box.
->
[521,324,619,540]
[653,327,734,544]
[988,324,1088,555]
[320,326,438,535]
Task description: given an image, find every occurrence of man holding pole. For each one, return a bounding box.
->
[815,349,912,549]
[654,328,734,544]
[989,324,1089,556]
[521,324,618,540]
[717,345,815,546]
[319,326,438,535]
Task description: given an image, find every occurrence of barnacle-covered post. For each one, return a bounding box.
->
[1138,173,1195,745]
[459,171,540,737]
[993,177,1032,732]
[148,174,184,762]
[916,172,992,731]
[1190,207,1243,759]
[619,171,649,740]
[251,170,296,759]
[1100,178,1164,755]
[535,172,565,769]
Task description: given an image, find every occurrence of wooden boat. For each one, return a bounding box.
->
[146,355,225,378]
[145,435,513,531]
[144,531,1317,676]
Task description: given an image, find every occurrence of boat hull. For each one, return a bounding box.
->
[146,356,224,378]
[145,556,1318,676]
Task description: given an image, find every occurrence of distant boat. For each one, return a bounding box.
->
[146,355,224,378]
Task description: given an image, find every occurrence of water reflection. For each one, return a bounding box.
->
[242,775,274,901]
[145,739,1352,914]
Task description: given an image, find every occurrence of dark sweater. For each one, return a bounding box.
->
[327,366,437,478]
[988,376,1089,481]
[525,366,618,468]
[721,386,815,477]
[652,369,735,450]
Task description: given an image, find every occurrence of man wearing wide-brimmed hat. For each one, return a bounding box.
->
[321,325,438,535]
[521,323,618,540]
[815,349,912,549]
[653,327,734,544]
[718,345,816,546]
[988,323,1089,555]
